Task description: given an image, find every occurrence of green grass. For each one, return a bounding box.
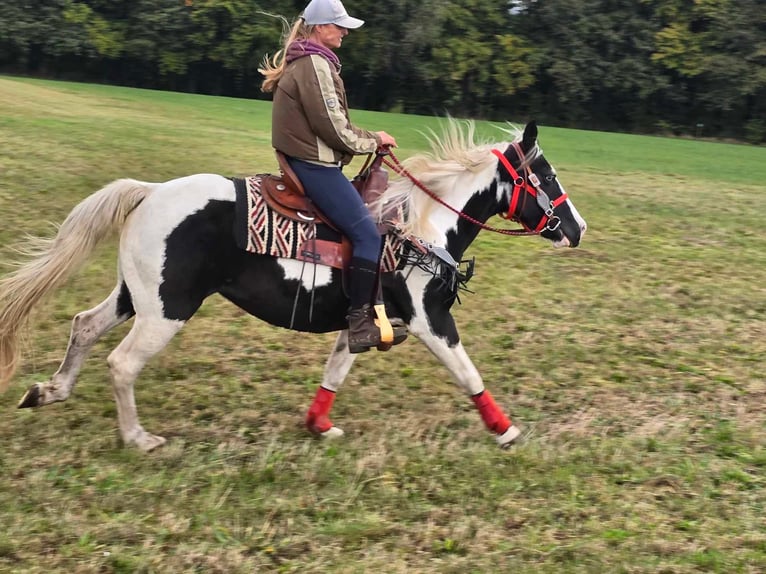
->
[1,75,766,573]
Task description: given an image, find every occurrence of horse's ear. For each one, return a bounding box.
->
[522,121,538,151]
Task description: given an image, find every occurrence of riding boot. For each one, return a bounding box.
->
[347,304,382,353]
[347,258,381,353]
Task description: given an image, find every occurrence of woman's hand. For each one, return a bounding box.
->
[375,131,397,148]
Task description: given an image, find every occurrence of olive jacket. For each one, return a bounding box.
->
[271,43,380,166]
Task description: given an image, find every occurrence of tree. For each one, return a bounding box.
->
[424,0,535,117]
[0,0,93,75]
[510,0,667,130]
[649,0,766,139]
[1,0,763,139]
[190,0,295,97]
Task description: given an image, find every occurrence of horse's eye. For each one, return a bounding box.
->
[545,174,556,183]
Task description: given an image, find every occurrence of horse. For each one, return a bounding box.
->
[0,119,586,452]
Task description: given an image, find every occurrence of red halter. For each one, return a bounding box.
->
[490,143,569,233]
[382,145,568,236]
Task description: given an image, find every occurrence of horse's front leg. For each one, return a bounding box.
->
[410,311,521,448]
[306,330,357,438]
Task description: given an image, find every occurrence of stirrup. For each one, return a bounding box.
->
[373,305,408,351]
[373,304,394,349]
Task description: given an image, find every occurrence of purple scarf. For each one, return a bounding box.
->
[286,40,341,71]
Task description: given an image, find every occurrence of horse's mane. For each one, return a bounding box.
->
[370,118,530,243]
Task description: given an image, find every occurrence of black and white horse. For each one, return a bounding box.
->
[0,120,586,451]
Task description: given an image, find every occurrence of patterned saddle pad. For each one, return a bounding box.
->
[232,176,403,271]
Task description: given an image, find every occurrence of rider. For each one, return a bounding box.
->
[260,0,397,353]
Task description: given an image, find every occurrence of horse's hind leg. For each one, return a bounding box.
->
[306,330,356,438]
[106,315,184,451]
[18,282,134,409]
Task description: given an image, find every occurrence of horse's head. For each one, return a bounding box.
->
[495,122,586,247]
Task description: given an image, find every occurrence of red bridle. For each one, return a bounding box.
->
[382,144,568,236]
[490,143,569,233]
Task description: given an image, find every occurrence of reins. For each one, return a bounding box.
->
[381,148,547,237]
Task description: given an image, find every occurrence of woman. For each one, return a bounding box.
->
[260,0,397,354]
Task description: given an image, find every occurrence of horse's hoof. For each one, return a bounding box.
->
[496,425,521,449]
[319,426,344,439]
[17,384,41,409]
[132,433,167,452]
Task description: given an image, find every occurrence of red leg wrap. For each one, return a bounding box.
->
[472,390,511,435]
[306,386,336,434]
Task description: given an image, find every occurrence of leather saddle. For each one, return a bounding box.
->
[260,150,392,231]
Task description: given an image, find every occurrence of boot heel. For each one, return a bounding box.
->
[349,344,372,354]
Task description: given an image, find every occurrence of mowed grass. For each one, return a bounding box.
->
[1,75,766,573]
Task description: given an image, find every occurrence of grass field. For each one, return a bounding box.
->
[1,75,766,573]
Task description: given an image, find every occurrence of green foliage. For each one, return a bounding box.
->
[0,0,93,65]
[0,1,764,139]
[648,0,766,136]
[652,21,705,76]
[64,3,124,59]
[517,0,669,129]
[744,119,766,144]
[412,0,537,117]
[492,34,536,97]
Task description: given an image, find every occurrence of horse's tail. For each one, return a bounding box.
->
[0,178,156,391]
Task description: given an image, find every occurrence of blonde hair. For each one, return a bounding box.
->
[259,16,314,93]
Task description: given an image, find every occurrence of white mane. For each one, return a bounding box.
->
[370,118,533,242]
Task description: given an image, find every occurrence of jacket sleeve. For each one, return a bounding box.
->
[300,55,381,158]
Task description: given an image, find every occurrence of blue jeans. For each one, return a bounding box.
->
[287,158,381,264]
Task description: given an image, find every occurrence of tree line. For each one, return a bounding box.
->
[1,0,764,142]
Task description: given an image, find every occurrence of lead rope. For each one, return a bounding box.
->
[382,150,537,237]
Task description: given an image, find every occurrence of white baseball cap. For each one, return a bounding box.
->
[303,0,364,29]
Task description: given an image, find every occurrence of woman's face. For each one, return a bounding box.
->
[312,24,349,50]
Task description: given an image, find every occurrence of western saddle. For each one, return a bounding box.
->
[259,150,391,231]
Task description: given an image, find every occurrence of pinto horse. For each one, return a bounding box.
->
[0,120,586,451]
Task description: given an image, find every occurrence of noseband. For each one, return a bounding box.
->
[490,144,568,233]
